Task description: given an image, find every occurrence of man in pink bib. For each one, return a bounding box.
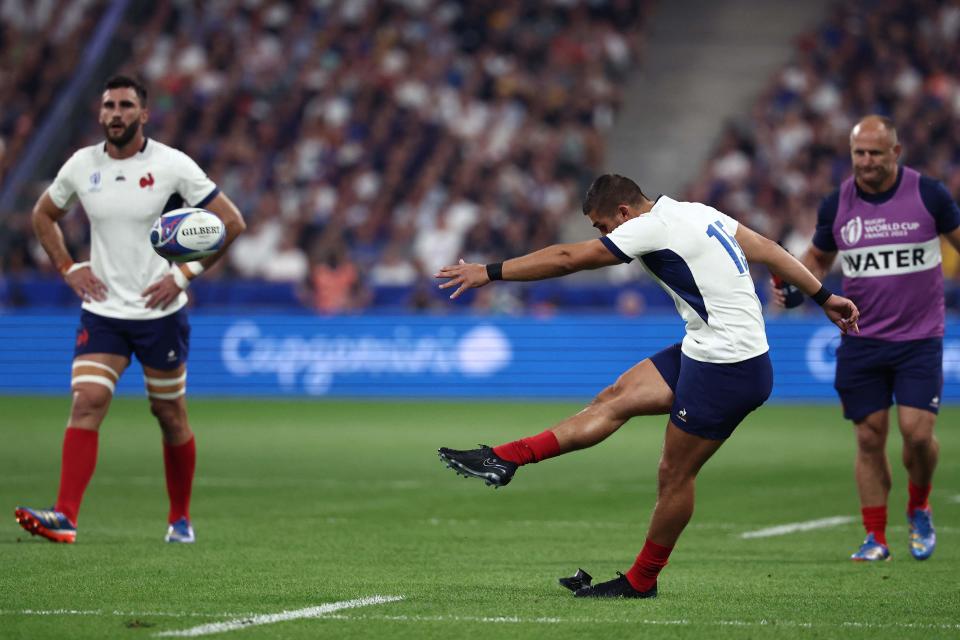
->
[782,115,960,561]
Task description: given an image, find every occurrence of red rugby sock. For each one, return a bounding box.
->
[164,437,196,524]
[861,505,887,546]
[493,430,560,465]
[907,481,931,514]
[54,427,99,525]
[626,539,674,592]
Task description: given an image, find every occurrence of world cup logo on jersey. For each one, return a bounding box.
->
[840,217,863,246]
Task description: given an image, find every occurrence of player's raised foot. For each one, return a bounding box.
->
[908,508,935,560]
[573,573,657,599]
[14,506,76,543]
[165,517,195,543]
[850,533,890,561]
[437,445,518,487]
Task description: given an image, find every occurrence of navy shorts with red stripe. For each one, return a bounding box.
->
[649,343,773,440]
[74,309,190,370]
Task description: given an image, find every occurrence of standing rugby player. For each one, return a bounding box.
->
[15,75,246,544]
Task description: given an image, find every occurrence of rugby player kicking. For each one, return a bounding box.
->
[436,174,859,597]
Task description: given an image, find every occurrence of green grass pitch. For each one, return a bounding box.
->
[1,397,958,639]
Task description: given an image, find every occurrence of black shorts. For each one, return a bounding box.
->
[650,343,773,440]
[74,309,190,370]
[834,336,942,422]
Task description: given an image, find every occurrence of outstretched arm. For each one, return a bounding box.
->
[735,223,859,334]
[436,239,620,299]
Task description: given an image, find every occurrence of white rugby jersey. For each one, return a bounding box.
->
[48,139,219,320]
[601,196,768,363]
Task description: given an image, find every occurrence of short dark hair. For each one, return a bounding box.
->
[582,174,648,216]
[103,74,148,106]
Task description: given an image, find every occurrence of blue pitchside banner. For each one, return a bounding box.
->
[1,313,958,401]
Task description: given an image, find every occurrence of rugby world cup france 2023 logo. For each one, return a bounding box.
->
[840,217,863,246]
[156,215,182,246]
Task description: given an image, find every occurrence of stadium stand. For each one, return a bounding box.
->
[1,0,958,312]
[683,0,960,290]
[0,0,108,275]
[0,0,650,312]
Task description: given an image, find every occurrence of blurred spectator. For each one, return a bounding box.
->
[413,210,463,276]
[228,194,283,279]
[261,227,309,283]
[309,245,368,314]
[370,241,418,287]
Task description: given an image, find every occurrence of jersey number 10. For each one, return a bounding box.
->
[706,221,747,274]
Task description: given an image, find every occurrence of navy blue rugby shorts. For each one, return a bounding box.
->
[834,336,942,422]
[650,343,773,440]
[74,309,190,370]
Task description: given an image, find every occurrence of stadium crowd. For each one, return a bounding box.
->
[685,0,960,284]
[2,0,960,312]
[0,0,649,312]
[0,0,107,274]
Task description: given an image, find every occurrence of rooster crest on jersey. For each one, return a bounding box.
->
[150,207,225,263]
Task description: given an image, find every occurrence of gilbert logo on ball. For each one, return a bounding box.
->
[150,208,225,263]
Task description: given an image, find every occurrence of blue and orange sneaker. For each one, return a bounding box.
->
[908,508,935,560]
[850,533,889,561]
[14,506,76,543]
[165,517,195,543]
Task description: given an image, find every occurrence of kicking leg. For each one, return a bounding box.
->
[439,358,673,487]
[548,358,674,453]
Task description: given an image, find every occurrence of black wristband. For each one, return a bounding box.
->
[486,262,503,281]
[811,285,832,306]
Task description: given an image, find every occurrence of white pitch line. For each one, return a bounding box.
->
[740,515,855,539]
[950,494,960,504]
[153,595,403,637]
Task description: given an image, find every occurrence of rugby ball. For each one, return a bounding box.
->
[150,208,225,263]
